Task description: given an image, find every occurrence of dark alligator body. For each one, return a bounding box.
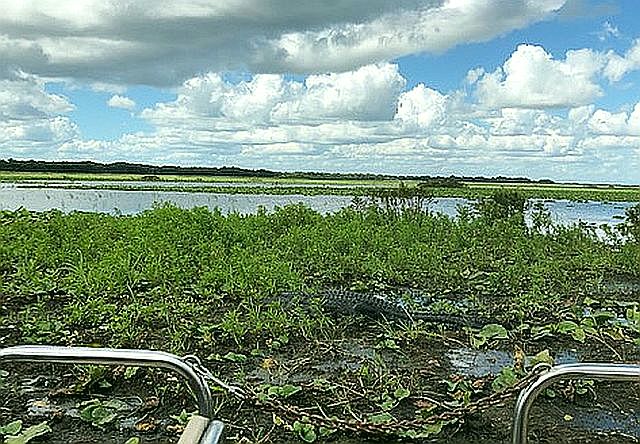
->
[277,288,482,328]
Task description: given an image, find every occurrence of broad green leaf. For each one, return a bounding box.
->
[0,420,22,436]
[318,427,336,437]
[292,421,316,443]
[223,352,247,363]
[267,384,301,398]
[571,327,586,342]
[492,367,518,392]
[4,422,51,444]
[479,324,508,340]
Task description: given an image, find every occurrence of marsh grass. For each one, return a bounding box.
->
[2,196,640,442]
[1,199,634,351]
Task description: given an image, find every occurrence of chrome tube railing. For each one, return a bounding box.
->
[512,363,640,444]
[0,345,214,418]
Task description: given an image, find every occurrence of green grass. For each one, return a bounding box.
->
[2,196,640,442]
[1,200,637,351]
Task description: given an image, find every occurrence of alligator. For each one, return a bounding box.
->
[276,288,481,328]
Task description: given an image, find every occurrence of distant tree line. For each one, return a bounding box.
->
[0,158,557,184]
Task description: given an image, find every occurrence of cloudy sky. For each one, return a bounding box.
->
[2,0,640,183]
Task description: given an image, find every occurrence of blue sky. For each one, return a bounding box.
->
[2,0,640,183]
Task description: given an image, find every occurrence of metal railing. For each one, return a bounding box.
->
[0,345,223,443]
[512,362,640,444]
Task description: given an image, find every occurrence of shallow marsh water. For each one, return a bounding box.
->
[0,183,635,230]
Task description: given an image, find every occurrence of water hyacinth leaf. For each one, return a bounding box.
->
[380,397,396,411]
[124,438,140,444]
[492,367,518,392]
[4,422,51,444]
[478,324,508,340]
[80,402,118,427]
[394,387,410,400]
[318,427,336,437]
[556,320,579,333]
[367,412,394,424]
[292,421,316,443]
[223,352,247,363]
[0,420,22,436]
[556,320,586,341]
[268,384,301,398]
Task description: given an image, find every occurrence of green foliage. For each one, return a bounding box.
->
[79,399,129,428]
[2,201,639,442]
[0,421,22,436]
[618,204,640,242]
[292,421,317,443]
[2,421,51,444]
[0,203,631,356]
[471,324,509,348]
[474,190,527,224]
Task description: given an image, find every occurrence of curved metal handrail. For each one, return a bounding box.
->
[512,363,640,444]
[0,345,214,418]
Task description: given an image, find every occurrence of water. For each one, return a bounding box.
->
[446,347,580,377]
[14,179,375,189]
[0,185,353,215]
[0,183,635,229]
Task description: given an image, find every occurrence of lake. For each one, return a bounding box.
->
[0,183,634,230]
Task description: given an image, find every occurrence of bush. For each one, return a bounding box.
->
[474,190,527,225]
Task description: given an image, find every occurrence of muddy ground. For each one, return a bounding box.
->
[2,320,640,443]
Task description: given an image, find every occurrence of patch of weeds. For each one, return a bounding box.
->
[444,375,485,406]
[170,409,195,427]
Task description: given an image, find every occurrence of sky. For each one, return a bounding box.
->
[1,1,640,183]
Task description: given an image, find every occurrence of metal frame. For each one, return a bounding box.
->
[0,345,214,417]
[512,363,640,444]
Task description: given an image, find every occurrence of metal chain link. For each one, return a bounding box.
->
[181,354,247,400]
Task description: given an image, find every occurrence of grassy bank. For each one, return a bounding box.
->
[2,198,640,442]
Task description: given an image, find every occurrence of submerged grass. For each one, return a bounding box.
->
[1,196,640,442]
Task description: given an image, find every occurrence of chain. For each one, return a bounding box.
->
[248,363,552,436]
[180,353,551,437]
[181,354,247,400]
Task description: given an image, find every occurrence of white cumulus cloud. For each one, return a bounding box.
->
[472,44,605,109]
[107,95,136,110]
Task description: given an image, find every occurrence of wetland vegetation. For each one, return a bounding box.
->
[4,170,640,203]
[1,191,640,443]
